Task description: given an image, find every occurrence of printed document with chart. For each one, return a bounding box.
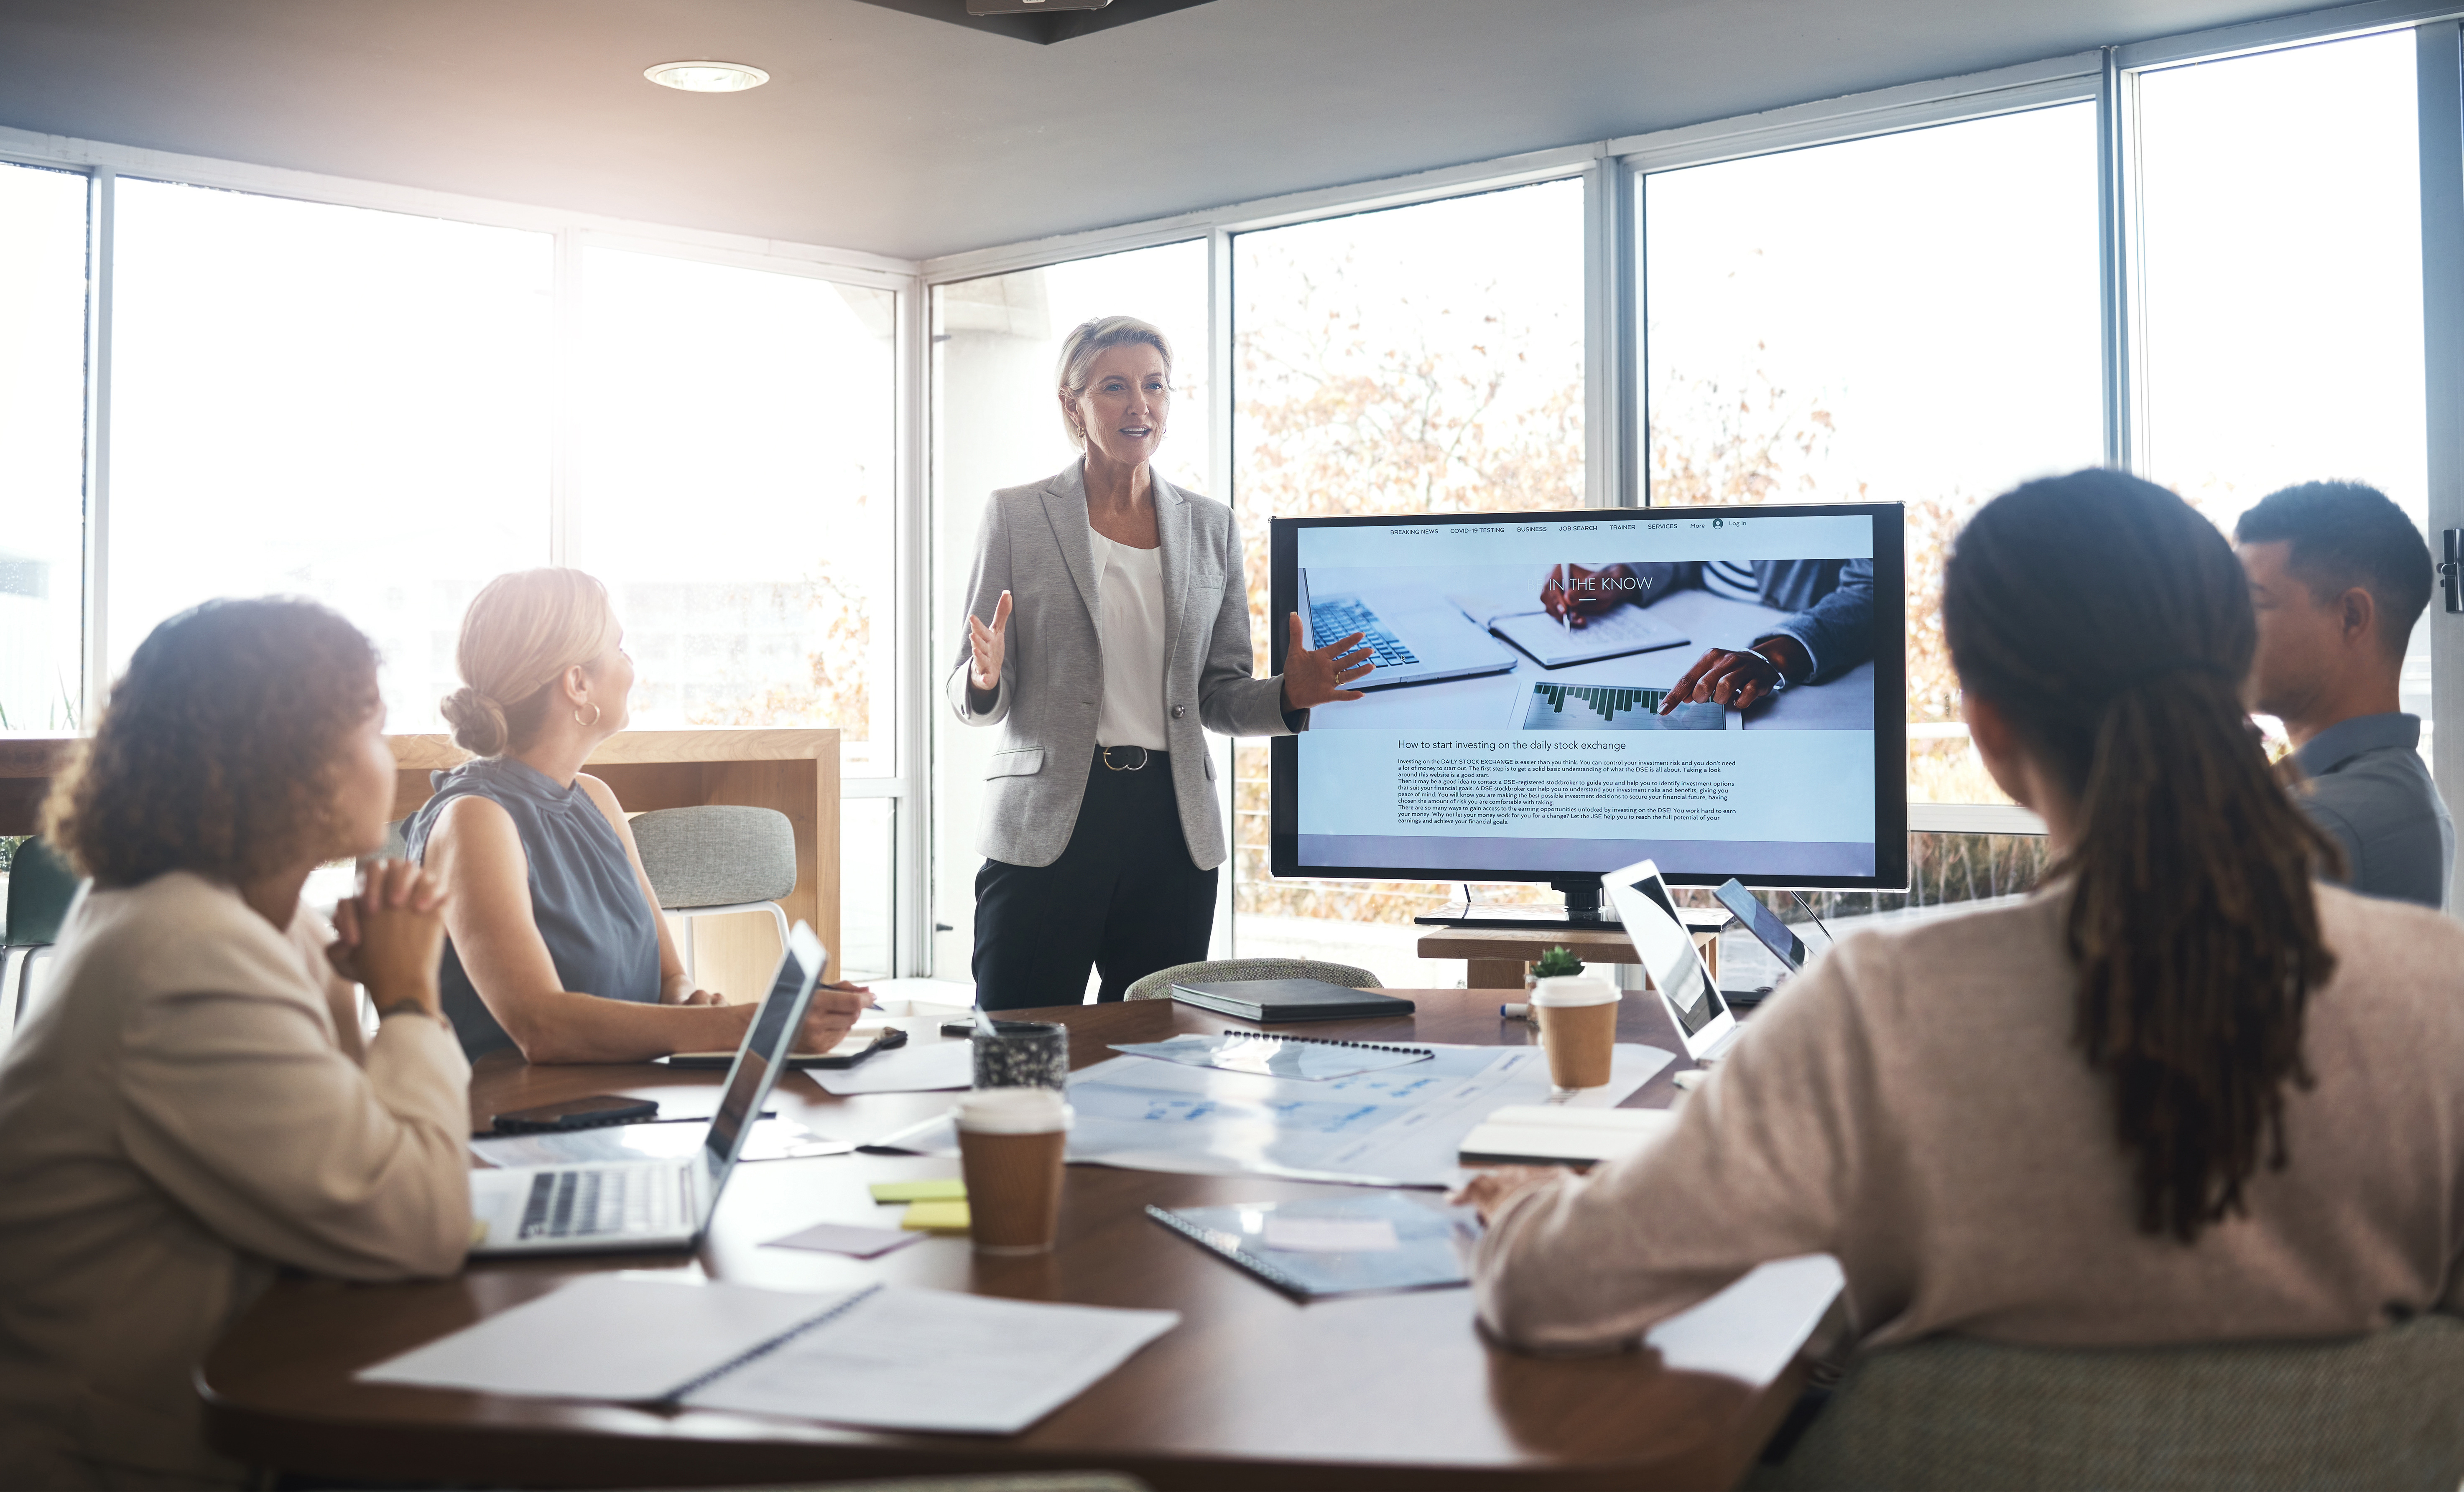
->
[869,1042,1672,1185]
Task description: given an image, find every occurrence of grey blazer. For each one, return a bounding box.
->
[948,460,1299,869]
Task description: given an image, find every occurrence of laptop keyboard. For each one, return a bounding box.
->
[1310,599,1420,667]
[518,1166,686,1240]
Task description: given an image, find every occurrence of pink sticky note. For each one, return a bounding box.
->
[765,1222,927,1259]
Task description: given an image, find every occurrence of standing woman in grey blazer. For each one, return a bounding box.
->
[952,315,1372,1009]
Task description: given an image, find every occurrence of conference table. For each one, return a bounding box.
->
[199,989,1838,1490]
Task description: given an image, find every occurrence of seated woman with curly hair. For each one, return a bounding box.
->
[0,599,472,1491]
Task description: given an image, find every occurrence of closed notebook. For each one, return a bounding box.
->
[1168,979,1416,1024]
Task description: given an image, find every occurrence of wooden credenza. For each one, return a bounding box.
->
[3,728,841,994]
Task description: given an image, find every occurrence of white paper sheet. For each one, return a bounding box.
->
[681,1286,1180,1435]
[868,1042,1672,1186]
[356,1276,849,1401]
[813,1037,974,1095]
[1645,1254,1845,1386]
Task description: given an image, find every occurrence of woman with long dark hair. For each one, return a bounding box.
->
[1465,470,2464,1352]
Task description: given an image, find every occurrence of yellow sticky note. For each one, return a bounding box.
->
[901,1199,971,1234]
[870,1177,967,1204]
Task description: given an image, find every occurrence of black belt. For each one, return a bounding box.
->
[1097,746,1165,771]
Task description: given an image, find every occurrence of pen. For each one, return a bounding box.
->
[1500,1002,1535,1021]
[1556,565,1571,633]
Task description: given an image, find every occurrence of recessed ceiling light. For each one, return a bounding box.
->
[644,61,770,93]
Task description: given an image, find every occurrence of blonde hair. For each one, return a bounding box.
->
[1055,315,1173,449]
[439,568,621,757]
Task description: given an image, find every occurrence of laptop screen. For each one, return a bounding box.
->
[699,926,825,1220]
[1620,868,1729,1039]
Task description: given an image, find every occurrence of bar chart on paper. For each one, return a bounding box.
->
[1511,682,1737,732]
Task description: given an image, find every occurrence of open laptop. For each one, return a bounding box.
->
[1603,858,1741,1064]
[468,922,827,1255]
[1300,568,1515,689]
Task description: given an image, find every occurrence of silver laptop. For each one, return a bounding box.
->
[468,922,827,1255]
[1300,568,1515,689]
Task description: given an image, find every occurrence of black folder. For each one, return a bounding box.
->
[1167,979,1416,1024]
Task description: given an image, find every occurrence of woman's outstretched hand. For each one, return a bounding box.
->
[1280,613,1375,711]
[968,591,1012,696]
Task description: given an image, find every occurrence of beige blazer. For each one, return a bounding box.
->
[1477,883,2464,1355]
[0,872,471,1489]
[948,460,1296,869]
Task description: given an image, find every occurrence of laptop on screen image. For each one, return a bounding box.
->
[1298,567,1515,689]
[467,922,828,1256]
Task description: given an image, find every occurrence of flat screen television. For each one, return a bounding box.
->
[1268,501,1907,909]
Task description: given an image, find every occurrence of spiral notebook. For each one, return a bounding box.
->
[1110,1030,1435,1081]
[1147,1194,1475,1301]
[357,1275,1178,1435]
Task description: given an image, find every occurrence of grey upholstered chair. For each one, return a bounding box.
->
[3,836,84,1034]
[1122,957,1383,1003]
[627,806,797,985]
[1748,1314,2464,1492]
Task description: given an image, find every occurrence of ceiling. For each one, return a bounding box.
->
[0,0,2315,263]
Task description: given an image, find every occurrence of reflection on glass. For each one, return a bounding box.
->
[0,163,87,733]
[109,179,552,730]
[2136,31,2430,740]
[1232,180,1587,946]
[570,248,895,770]
[928,239,1210,978]
[1644,104,2102,807]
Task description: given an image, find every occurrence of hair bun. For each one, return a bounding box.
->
[440,685,510,757]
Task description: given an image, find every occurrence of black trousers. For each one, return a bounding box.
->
[972,750,1218,1011]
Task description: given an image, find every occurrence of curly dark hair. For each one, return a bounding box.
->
[1946,470,2339,1243]
[42,598,383,889]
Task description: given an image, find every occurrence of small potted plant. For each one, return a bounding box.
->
[1528,946,1584,991]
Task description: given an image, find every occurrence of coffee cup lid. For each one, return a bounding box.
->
[954,1087,1073,1134]
[1529,975,1622,1008]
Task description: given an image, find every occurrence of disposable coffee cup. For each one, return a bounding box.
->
[954,1087,1072,1255]
[1530,975,1621,1089]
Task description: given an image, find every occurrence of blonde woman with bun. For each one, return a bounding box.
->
[402,568,866,1063]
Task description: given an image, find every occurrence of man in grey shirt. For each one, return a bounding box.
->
[2237,481,2452,908]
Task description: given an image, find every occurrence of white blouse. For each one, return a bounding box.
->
[1089,525,1170,751]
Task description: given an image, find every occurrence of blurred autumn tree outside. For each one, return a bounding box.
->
[681,570,875,737]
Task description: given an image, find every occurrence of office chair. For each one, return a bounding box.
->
[1123,957,1384,1002]
[1747,1313,2464,1492]
[4,836,82,1032]
[629,805,796,989]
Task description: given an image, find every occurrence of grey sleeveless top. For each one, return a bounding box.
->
[400,757,661,1058]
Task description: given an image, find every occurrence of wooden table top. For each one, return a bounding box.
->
[199,990,1818,1491]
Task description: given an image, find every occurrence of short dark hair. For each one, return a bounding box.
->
[42,598,381,889]
[2234,481,2433,661]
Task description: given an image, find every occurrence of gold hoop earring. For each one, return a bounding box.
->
[575,703,602,727]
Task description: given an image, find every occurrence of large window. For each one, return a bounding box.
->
[108,180,554,731]
[570,246,897,770]
[928,240,1212,980]
[1642,104,2104,805]
[2135,30,2430,745]
[0,162,87,733]
[1231,179,1586,980]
